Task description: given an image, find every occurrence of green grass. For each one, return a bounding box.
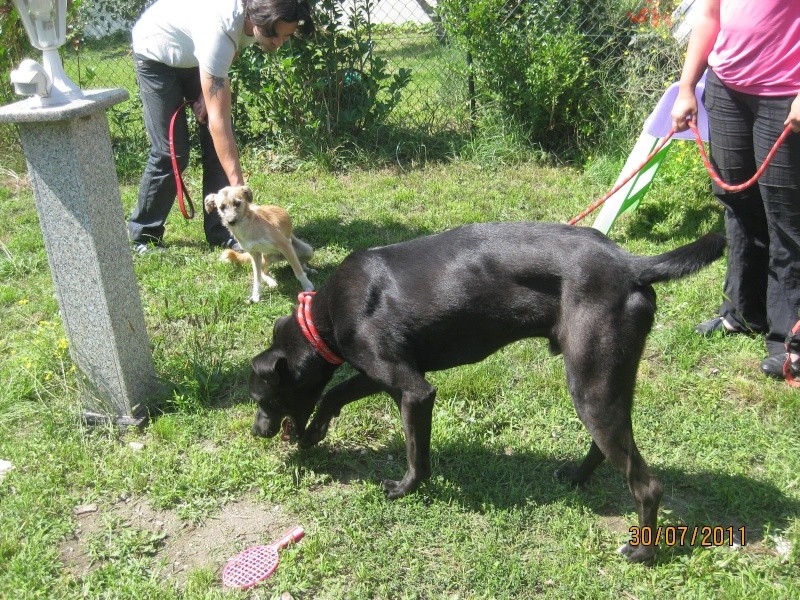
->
[2,146,800,598]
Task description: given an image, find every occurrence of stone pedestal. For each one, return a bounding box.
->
[0,89,161,423]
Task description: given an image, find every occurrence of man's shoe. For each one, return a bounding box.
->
[760,353,800,380]
[695,317,738,336]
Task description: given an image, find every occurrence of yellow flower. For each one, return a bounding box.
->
[58,338,69,351]
[17,298,29,305]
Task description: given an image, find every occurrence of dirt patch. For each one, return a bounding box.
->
[60,495,299,586]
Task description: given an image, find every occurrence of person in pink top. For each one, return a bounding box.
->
[671,0,800,378]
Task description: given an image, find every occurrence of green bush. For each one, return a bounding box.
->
[230,0,411,154]
[437,0,682,158]
[438,0,600,152]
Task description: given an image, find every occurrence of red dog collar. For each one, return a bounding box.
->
[295,292,344,365]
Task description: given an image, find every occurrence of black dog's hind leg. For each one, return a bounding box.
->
[562,326,662,562]
[301,373,384,448]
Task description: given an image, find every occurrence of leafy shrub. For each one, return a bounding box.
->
[438,0,600,152]
[437,0,683,157]
[601,5,684,156]
[230,0,411,153]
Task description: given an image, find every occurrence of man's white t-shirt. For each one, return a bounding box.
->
[132,0,256,78]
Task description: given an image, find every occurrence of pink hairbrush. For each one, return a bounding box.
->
[222,526,305,589]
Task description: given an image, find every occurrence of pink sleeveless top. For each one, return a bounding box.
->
[708,0,800,96]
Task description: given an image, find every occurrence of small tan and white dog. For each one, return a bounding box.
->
[204,185,315,303]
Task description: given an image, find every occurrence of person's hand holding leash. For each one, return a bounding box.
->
[192,96,207,125]
[784,93,800,133]
[671,88,698,133]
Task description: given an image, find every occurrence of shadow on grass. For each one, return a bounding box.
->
[296,216,435,256]
[618,196,726,243]
[294,439,799,556]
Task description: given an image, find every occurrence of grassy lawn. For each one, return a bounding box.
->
[1,142,799,598]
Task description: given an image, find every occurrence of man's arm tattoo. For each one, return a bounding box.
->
[208,75,226,98]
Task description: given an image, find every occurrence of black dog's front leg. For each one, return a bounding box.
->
[383,383,436,500]
[300,373,384,448]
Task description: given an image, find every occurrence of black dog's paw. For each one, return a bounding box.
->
[299,419,330,448]
[382,479,412,500]
[618,542,656,564]
[554,464,589,488]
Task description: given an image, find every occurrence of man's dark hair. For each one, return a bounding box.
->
[246,0,315,37]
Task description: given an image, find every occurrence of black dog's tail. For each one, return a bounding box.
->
[631,233,726,285]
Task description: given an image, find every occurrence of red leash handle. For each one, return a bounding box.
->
[568,130,675,225]
[169,100,196,219]
[689,119,793,193]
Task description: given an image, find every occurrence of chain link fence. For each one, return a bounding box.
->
[2,1,690,169]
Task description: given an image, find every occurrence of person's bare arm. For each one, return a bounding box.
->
[671,0,721,132]
[200,70,244,186]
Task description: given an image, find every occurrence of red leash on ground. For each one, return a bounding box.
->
[168,100,196,219]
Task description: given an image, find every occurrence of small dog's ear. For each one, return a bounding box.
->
[251,350,286,387]
[203,194,218,214]
[241,186,253,203]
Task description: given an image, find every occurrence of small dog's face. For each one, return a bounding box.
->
[249,317,328,441]
[204,185,253,227]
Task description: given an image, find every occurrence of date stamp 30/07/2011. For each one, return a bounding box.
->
[628,526,746,548]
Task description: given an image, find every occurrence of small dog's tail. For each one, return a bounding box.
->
[632,233,726,285]
[219,249,252,264]
[291,235,314,261]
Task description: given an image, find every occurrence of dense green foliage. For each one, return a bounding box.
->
[436,0,682,156]
[231,0,411,152]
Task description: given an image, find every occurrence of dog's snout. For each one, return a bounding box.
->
[251,407,280,438]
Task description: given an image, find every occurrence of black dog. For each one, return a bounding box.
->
[250,222,725,563]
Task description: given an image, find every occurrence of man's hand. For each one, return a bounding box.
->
[192,96,208,125]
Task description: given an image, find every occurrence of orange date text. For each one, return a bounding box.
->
[628,525,745,547]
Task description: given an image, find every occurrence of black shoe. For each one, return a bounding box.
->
[760,353,800,380]
[694,317,739,336]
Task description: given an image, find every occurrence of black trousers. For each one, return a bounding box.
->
[128,54,232,247]
[704,70,800,355]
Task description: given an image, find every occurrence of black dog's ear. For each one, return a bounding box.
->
[251,350,288,387]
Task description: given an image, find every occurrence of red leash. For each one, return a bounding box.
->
[295,292,344,365]
[688,119,793,193]
[169,100,196,219]
[568,131,675,225]
[568,121,793,225]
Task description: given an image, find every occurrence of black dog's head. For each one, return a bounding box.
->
[249,316,334,442]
